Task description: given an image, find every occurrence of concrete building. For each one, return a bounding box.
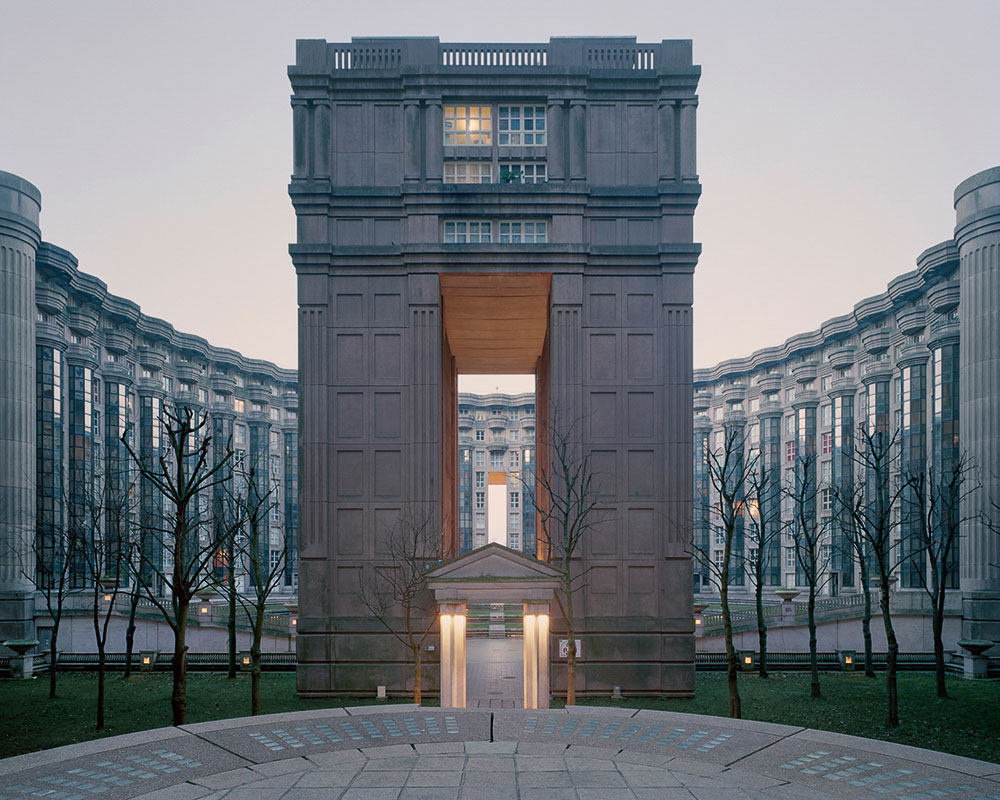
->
[0,170,299,656]
[290,36,702,700]
[692,166,1000,659]
[457,392,536,555]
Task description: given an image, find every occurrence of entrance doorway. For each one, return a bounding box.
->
[424,543,562,709]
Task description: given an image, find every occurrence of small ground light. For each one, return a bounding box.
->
[739,650,755,671]
[377,685,387,700]
[140,651,156,671]
[103,594,112,602]
[611,685,622,699]
[838,649,856,671]
[200,606,209,614]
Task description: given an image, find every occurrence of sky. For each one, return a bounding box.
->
[2,1,998,395]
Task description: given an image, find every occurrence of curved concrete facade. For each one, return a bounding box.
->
[692,166,1000,659]
[954,166,1000,642]
[0,171,41,642]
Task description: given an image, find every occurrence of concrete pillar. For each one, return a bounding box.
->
[547,100,566,182]
[314,100,331,180]
[954,166,1000,649]
[657,101,676,181]
[425,100,443,183]
[568,101,586,181]
[291,100,309,179]
[439,601,466,708]
[403,101,421,182]
[679,99,698,181]
[523,601,550,709]
[0,171,41,648]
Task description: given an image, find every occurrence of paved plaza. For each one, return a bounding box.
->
[2,706,998,800]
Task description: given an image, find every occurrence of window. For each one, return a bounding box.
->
[235,424,247,446]
[785,388,795,402]
[444,162,492,183]
[510,449,520,468]
[510,491,520,509]
[821,376,831,391]
[509,512,520,530]
[443,105,492,145]
[475,450,485,467]
[475,429,485,441]
[821,404,832,427]
[475,512,486,529]
[475,492,485,509]
[498,106,545,145]
[750,397,760,413]
[510,429,519,442]
[179,381,191,393]
[475,471,485,488]
[234,398,245,414]
[821,487,832,512]
[786,548,796,568]
[162,376,173,392]
[714,550,725,569]
[821,432,832,455]
[713,406,722,421]
[714,530,725,546]
[490,451,504,468]
[444,221,492,243]
[509,532,520,549]
[785,415,795,436]
[499,162,547,183]
[785,440,797,463]
[499,221,547,243]
[270,407,280,421]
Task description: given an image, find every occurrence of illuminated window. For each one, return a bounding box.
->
[499,221,547,243]
[821,432,832,454]
[498,106,546,145]
[443,106,492,146]
[785,441,797,463]
[499,162,547,183]
[444,221,492,243]
[444,162,492,183]
[234,398,245,414]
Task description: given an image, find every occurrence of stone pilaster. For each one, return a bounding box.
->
[0,171,41,647]
[954,166,1000,647]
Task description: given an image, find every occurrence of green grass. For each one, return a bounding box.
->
[579,672,1000,764]
[1,671,997,763]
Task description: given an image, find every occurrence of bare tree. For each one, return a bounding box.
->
[358,507,438,703]
[743,462,783,679]
[837,424,908,727]
[123,406,231,725]
[229,459,283,715]
[831,482,877,678]
[79,458,135,730]
[786,449,829,699]
[904,454,979,698]
[529,414,601,707]
[692,425,758,719]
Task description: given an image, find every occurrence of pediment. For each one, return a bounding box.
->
[426,542,563,583]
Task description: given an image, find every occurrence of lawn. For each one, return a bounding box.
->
[1,671,997,763]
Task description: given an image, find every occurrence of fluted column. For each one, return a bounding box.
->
[679,99,698,182]
[403,100,421,182]
[657,101,677,182]
[568,101,586,182]
[546,100,566,182]
[0,171,41,646]
[954,166,1000,646]
[424,100,443,183]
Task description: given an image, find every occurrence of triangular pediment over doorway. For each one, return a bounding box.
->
[425,543,562,603]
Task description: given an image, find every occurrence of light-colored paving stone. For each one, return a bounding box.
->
[3,707,997,800]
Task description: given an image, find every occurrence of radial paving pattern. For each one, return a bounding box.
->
[1,707,998,800]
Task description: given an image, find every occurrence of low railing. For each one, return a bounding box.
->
[6,652,997,676]
[587,46,656,70]
[441,45,548,67]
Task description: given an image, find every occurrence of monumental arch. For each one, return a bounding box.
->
[289,36,702,699]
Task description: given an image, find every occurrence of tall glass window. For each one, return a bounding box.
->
[68,363,94,588]
[759,414,782,586]
[900,362,927,588]
[932,344,960,588]
[283,430,299,587]
[831,392,856,588]
[36,347,63,588]
[139,394,163,594]
[793,405,817,586]
[104,381,132,582]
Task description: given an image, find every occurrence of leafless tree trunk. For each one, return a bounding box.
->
[744,464,783,679]
[358,506,439,703]
[693,425,758,719]
[528,414,601,707]
[904,454,978,698]
[123,406,231,726]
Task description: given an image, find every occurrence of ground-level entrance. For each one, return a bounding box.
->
[426,543,561,709]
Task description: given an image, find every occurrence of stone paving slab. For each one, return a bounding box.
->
[2,707,998,800]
